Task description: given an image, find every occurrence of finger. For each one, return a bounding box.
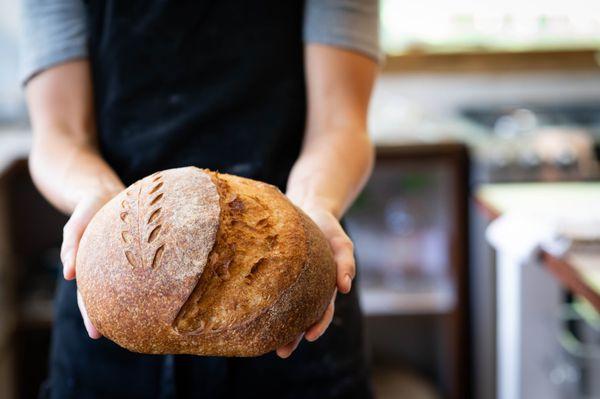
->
[329,234,355,294]
[61,198,103,280]
[77,290,102,339]
[305,293,335,342]
[276,334,304,359]
[61,219,80,280]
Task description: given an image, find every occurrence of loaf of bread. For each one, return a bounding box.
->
[76,167,336,356]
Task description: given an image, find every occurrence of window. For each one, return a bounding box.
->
[382,0,600,55]
[0,0,24,124]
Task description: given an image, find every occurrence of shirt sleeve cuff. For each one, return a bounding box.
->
[303,0,384,64]
[19,0,89,85]
[304,31,385,64]
[20,44,88,86]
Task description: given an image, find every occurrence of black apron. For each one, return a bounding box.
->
[45,1,372,398]
[89,0,307,189]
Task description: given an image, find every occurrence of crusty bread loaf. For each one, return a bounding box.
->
[76,167,336,356]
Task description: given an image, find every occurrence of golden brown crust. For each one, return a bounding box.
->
[76,168,221,352]
[76,167,336,356]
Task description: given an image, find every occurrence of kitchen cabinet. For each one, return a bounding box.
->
[0,151,66,399]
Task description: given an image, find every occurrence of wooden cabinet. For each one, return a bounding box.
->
[348,143,471,399]
[0,159,67,399]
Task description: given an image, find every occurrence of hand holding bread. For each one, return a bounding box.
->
[61,191,124,339]
[75,167,339,356]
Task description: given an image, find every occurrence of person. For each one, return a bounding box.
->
[21,0,380,398]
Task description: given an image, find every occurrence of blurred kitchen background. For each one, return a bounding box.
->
[2,0,600,398]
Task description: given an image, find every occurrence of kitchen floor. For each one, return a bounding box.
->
[372,367,440,399]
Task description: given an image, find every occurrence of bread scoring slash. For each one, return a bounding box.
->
[76,167,336,356]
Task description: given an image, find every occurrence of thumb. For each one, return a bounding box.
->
[60,196,107,280]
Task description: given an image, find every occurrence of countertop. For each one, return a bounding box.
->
[475,182,600,312]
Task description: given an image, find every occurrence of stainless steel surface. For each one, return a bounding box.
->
[463,103,600,183]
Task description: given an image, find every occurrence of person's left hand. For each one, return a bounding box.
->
[276,206,355,358]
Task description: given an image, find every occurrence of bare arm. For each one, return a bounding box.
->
[27,60,123,214]
[277,44,377,357]
[27,60,123,337]
[287,44,376,218]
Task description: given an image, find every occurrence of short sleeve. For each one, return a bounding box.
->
[19,0,89,85]
[303,0,382,63]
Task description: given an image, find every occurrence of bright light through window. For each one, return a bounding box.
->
[381,0,600,54]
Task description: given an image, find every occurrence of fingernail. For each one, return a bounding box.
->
[345,275,352,292]
[307,331,322,342]
[62,251,72,267]
[62,253,73,278]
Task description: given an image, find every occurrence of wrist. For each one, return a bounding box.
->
[60,146,125,210]
[74,183,124,208]
[292,196,340,220]
[286,183,341,219]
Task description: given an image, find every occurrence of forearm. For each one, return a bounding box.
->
[288,45,377,219]
[29,131,123,214]
[287,127,374,219]
[26,61,123,214]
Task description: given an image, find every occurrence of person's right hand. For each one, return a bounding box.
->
[60,192,121,339]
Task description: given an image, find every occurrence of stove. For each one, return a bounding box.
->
[462,103,600,183]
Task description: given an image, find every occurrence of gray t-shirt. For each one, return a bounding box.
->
[20,0,381,84]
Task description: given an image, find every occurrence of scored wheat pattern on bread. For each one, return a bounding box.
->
[119,173,166,269]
